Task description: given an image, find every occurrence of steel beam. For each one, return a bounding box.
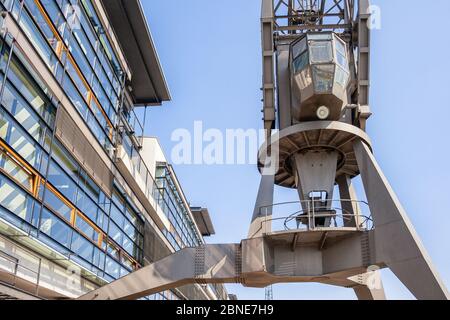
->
[354,139,449,300]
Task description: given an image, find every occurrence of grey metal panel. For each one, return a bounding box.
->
[55,108,113,197]
[261,0,276,134]
[248,175,275,239]
[143,219,171,263]
[77,244,239,300]
[354,139,449,300]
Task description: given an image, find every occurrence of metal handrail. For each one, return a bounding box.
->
[0,250,41,294]
[258,199,370,212]
[257,199,373,233]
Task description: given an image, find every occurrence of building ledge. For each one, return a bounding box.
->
[100,0,171,105]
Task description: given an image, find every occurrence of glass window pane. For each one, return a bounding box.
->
[308,33,332,41]
[292,37,307,59]
[337,53,349,72]
[51,141,79,181]
[1,113,41,168]
[75,214,99,243]
[108,221,123,245]
[2,82,46,143]
[7,54,55,126]
[110,204,124,229]
[0,151,32,190]
[71,233,94,262]
[335,65,350,88]
[309,41,333,64]
[0,175,31,221]
[40,208,72,247]
[294,67,313,91]
[105,256,120,279]
[313,65,335,93]
[44,187,72,222]
[293,51,309,74]
[93,247,105,269]
[76,190,97,222]
[335,37,347,55]
[47,161,77,202]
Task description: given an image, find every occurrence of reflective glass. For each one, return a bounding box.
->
[71,232,94,262]
[335,65,350,88]
[308,33,332,40]
[7,55,55,126]
[2,83,47,144]
[0,111,42,168]
[0,174,31,221]
[313,65,335,93]
[336,52,348,70]
[105,256,120,279]
[309,41,333,64]
[75,214,99,243]
[76,190,97,222]
[293,51,309,74]
[108,221,123,245]
[47,160,77,202]
[294,67,313,91]
[292,38,307,59]
[40,208,72,247]
[335,37,347,55]
[0,150,32,190]
[44,187,72,221]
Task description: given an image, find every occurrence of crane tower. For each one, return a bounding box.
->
[78,0,449,300]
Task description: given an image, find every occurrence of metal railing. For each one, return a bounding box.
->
[257,199,373,234]
[0,250,41,295]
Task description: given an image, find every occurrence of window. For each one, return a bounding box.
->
[75,213,100,244]
[293,51,309,74]
[47,160,77,202]
[0,148,33,191]
[2,82,47,145]
[0,174,33,222]
[43,186,73,221]
[51,140,80,181]
[92,247,105,269]
[309,41,333,64]
[292,38,307,59]
[79,171,100,202]
[105,256,120,279]
[308,33,333,41]
[110,203,125,228]
[75,189,97,223]
[0,111,44,169]
[313,65,335,93]
[335,37,346,55]
[108,222,123,247]
[335,65,349,88]
[71,232,94,262]
[7,54,55,127]
[40,208,72,247]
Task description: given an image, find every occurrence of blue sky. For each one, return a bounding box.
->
[141,0,450,300]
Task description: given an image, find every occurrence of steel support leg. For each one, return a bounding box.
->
[354,139,449,300]
[248,174,275,238]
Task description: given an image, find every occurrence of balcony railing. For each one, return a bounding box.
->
[0,249,41,296]
[257,199,373,234]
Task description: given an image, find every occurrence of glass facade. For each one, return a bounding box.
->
[155,164,202,251]
[0,0,144,283]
